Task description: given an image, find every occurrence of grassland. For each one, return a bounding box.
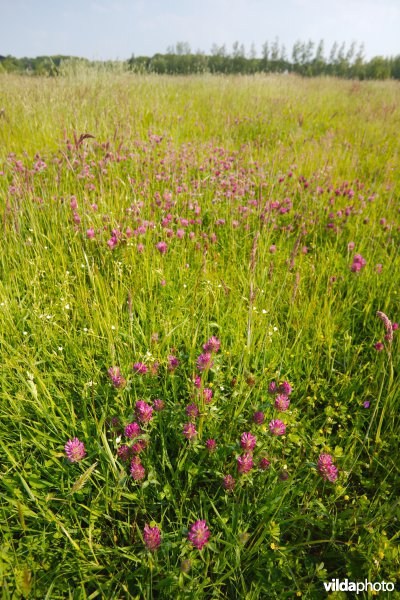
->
[0,72,399,599]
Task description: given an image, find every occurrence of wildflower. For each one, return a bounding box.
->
[278,381,292,395]
[196,352,213,372]
[132,439,147,454]
[143,524,161,551]
[253,411,265,425]
[156,241,168,254]
[107,236,118,249]
[275,394,290,412]
[279,471,289,481]
[268,381,277,395]
[168,355,179,371]
[363,401,370,408]
[223,474,235,491]
[376,311,393,344]
[269,245,276,254]
[65,438,86,462]
[374,342,384,351]
[135,400,153,423]
[130,456,145,481]
[133,362,148,374]
[86,228,95,239]
[203,336,221,353]
[203,388,213,403]
[153,398,165,411]
[269,419,286,436]
[117,445,132,462]
[393,323,399,330]
[376,264,382,273]
[347,241,355,250]
[206,439,217,452]
[193,375,201,388]
[237,452,254,474]
[259,457,271,470]
[317,454,338,483]
[188,520,210,550]
[125,422,141,439]
[108,366,126,389]
[240,432,257,451]
[186,403,199,420]
[183,422,197,440]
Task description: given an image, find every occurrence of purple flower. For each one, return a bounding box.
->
[143,524,161,551]
[188,520,210,550]
[223,474,235,491]
[65,438,86,462]
[196,352,213,372]
[363,401,370,408]
[186,403,199,420]
[193,375,201,388]
[268,381,277,395]
[203,336,221,353]
[133,362,148,374]
[259,457,271,470]
[253,411,265,425]
[130,456,145,481]
[237,452,254,474]
[274,394,290,412]
[132,439,147,454]
[203,388,213,403]
[317,454,338,483]
[135,400,153,423]
[206,439,217,452]
[153,398,165,411]
[376,311,393,344]
[374,342,384,351]
[156,241,168,254]
[278,381,292,395]
[168,355,179,371]
[117,445,132,461]
[183,422,197,440]
[393,323,399,330]
[125,422,141,439]
[240,432,257,451]
[108,366,126,389]
[269,419,286,436]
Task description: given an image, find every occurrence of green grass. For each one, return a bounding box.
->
[0,72,399,599]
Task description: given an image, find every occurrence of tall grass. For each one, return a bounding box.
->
[0,71,399,599]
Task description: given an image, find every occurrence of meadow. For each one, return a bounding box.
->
[0,71,399,599]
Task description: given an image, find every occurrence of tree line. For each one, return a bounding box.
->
[1,40,400,79]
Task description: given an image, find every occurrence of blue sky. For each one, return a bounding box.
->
[1,0,399,60]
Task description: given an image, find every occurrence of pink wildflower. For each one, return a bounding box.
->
[186,403,199,420]
[183,422,197,440]
[133,362,148,374]
[240,432,257,451]
[253,411,264,425]
[153,399,165,411]
[196,352,213,372]
[203,336,221,353]
[206,439,217,452]
[237,452,253,474]
[130,456,145,481]
[135,401,153,423]
[168,355,179,371]
[156,241,168,254]
[259,458,271,470]
[125,422,141,439]
[223,474,235,491]
[274,394,290,412]
[317,454,338,483]
[108,366,126,389]
[188,520,210,550]
[143,524,161,551]
[269,419,286,436]
[65,438,86,462]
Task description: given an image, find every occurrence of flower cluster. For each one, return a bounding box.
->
[317,454,338,482]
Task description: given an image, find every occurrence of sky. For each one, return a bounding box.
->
[1,0,399,61]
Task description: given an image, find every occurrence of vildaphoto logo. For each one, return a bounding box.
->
[323,579,395,594]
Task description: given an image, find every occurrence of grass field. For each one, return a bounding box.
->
[0,72,399,599]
